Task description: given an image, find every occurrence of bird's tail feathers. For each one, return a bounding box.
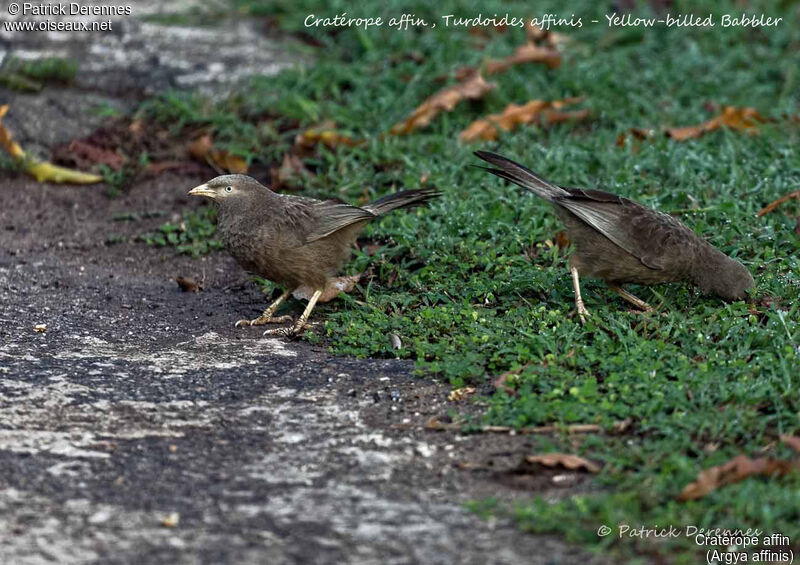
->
[363,187,441,216]
[473,151,569,201]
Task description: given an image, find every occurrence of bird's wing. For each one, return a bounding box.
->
[303,199,376,243]
[558,188,690,270]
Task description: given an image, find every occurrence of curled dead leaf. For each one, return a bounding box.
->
[666,106,767,141]
[294,127,365,152]
[554,230,571,250]
[523,453,601,474]
[0,105,103,184]
[187,134,247,174]
[270,153,313,190]
[485,42,562,74]
[616,127,656,148]
[459,97,586,143]
[780,435,800,454]
[33,324,47,333]
[175,276,201,293]
[677,454,800,501]
[448,386,476,402]
[161,512,180,528]
[526,23,571,49]
[390,72,496,136]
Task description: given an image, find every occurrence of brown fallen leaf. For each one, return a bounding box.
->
[448,386,476,402]
[390,72,496,136]
[554,230,571,250]
[459,97,586,143]
[293,274,361,303]
[757,189,800,217]
[270,153,313,190]
[492,363,532,396]
[780,435,800,454]
[616,127,656,148]
[187,134,248,174]
[176,276,201,293]
[523,453,601,474]
[0,105,103,184]
[677,454,800,501]
[666,106,767,141]
[526,23,571,49]
[33,324,47,333]
[67,139,125,170]
[485,42,562,74]
[294,127,365,152]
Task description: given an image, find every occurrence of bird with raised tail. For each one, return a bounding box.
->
[189,175,439,337]
[474,151,754,322]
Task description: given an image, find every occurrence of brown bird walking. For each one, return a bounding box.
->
[475,151,753,322]
[189,175,439,336]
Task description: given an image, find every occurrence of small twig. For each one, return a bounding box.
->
[406,417,632,435]
[757,189,800,217]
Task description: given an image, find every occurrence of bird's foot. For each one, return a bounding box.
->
[235,315,293,327]
[263,320,311,339]
[576,300,590,324]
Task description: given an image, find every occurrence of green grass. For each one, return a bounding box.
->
[0,57,77,91]
[133,0,800,561]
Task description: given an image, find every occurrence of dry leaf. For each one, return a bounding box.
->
[757,190,800,217]
[485,43,562,74]
[33,324,47,333]
[526,23,571,48]
[390,72,496,136]
[187,134,248,174]
[270,153,312,190]
[677,454,799,501]
[554,230,571,249]
[161,512,180,528]
[67,139,125,170]
[176,276,201,293]
[492,363,532,396]
[524,453,601,474]
[616,127,656,147]
[294,126,365,152]
[666,106,767,141]
[459,97,586,143]
[293,274,361,303]
[780,435,800,454]
[448,386,476,402]
[0,105,103,184]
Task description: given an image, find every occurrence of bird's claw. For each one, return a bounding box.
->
[262,320,312,339]
[235,315,293,327]
[576,302,590,324]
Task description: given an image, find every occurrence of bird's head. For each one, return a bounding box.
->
[188,175,273,214]
[693,247,755,301]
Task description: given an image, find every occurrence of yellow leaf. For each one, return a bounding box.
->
[0,105,102,184]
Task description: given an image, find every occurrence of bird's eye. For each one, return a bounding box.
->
[225,186,232,193]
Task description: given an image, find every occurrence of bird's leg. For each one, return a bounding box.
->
[570,263,589,324]
[264,288,323,338]
[235,289,293,327]
[606,283,653,312]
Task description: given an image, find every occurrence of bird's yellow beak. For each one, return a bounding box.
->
[188,183,216,198]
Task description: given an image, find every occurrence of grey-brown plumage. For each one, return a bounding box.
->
[475,151,753,321]
[189,175,439,335]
